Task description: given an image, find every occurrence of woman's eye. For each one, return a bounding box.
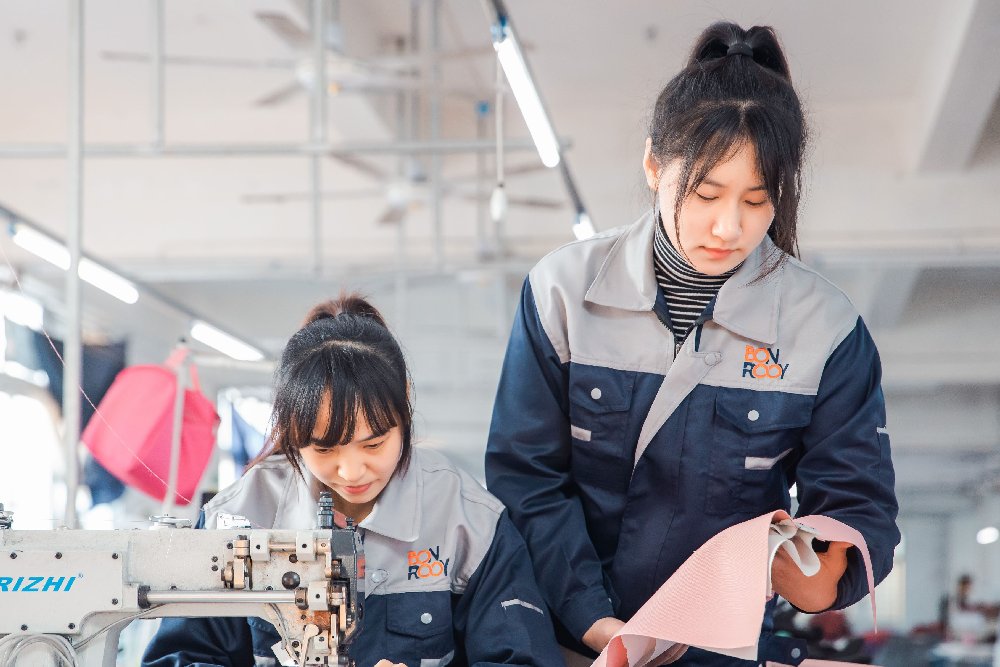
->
[695,192,717,202]
[745,199,768,207]
[364,441,384,450]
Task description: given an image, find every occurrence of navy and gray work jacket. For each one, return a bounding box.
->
[485,211,900,666]
[142,447,564,667]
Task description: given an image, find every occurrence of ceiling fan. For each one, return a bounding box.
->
[101,0,493,108]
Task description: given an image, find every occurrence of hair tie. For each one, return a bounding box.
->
[727,42,753,58]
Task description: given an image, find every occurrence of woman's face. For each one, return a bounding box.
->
[298,398,403,521]
[644,139,775,276]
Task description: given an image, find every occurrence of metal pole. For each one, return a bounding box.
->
[150,0,164,147]
[63,0,85,530]
[309,0,327,276]
[0,138,547,158]
[144,590,297,605]
[429,0,444,270]
[163,347,187,516]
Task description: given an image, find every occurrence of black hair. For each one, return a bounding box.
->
[648,21,806,275]
[251,293,413,479]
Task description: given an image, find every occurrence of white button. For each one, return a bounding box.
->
[704,352,722,366]
[747,410,760,422]
[420,612,433,624]
[591,387,602,400]
[370,569,387,583]
[790,648,801,659]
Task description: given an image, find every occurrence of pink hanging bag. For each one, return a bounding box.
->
[81,349,219,505]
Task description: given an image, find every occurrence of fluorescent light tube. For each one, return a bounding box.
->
[977,526,999,545]
[494,34,560,168]
[12,226,70,269]
[572,212,596,240]
[79,259,139,304]
[11,225,139,305]
[190,320,264,362]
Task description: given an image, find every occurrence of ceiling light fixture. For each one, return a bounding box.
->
[572,212,596,241]
[492,24,560,168]
[10,225,139,304]
[977,526,999,545]
[190,320,264,362]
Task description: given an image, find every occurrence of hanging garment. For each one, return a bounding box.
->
[81,349,218,505]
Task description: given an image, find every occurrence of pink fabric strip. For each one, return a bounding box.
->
[591,511,877,667]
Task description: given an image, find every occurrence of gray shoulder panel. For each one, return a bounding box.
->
[528,226,627,365]
[202,456,293,529]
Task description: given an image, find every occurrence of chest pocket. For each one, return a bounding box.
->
[705,389,813,516]
[568,364,636,491]
[383,591,454,664]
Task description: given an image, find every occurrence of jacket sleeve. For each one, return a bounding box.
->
[141,512,256,667]
[794,316,900,610]
[453,512,566,667]
[485,278,614,641]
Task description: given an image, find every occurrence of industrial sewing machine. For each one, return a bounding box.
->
[0,495,363,667]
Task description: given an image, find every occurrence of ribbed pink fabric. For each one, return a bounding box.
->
[591,511,877,667]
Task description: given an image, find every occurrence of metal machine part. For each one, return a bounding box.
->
[0,505,12,530]
[0,505,363,667]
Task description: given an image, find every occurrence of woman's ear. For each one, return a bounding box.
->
[642,137,659,190]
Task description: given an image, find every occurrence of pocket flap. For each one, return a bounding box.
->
[385,591,451,638]
[569,363,636,414]
[715,390,813,434]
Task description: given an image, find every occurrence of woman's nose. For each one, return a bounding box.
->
[337,454,365,483]
[712,208,742,242]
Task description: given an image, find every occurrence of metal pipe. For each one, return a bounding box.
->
[429,0,443,270]
[0,138,549,158]
[63,0,85,530]
[150,0,165,147]
[163,345,187,516]
[309,0,327,276]
[145,590,297,605]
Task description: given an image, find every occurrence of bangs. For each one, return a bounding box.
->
[273,345,404,452]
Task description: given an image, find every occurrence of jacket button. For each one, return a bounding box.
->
[704,352,722,366]
[790,647,801,659]
[420,613,433,624]
[370,569,388,584]
[591,387,602,400]
[747,410,760,422]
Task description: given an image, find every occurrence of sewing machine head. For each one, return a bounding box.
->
[0,498,363,666]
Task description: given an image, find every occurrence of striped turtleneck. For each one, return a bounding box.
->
[652,215,741,344]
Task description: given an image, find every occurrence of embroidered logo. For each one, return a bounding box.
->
[742,346,789,379]
[407,546,450,580]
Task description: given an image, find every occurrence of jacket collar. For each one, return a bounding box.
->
[585,210,660,311]
[278,453,422,543]
[585,209,784,345]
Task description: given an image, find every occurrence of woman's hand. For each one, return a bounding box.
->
[771,540,851,612]
[374,661,406,667]
[582,617,626,653]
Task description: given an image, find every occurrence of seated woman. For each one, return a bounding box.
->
[142,294,564,667]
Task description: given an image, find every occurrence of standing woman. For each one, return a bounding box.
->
[143,295,564,667]
[485,21,899,666]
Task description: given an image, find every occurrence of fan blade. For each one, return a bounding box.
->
[377,203,408,225]
[254,81,303,107]
[449,161,550,184]
[101,50,295,70]
[327,152,389,180]
[242,188,386,204]
[458,193,564,209]
[256,12,313,50]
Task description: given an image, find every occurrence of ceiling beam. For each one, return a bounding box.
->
[911,0,1000,171]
